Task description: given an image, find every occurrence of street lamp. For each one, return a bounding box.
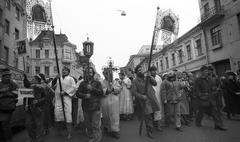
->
[83,37,94,81]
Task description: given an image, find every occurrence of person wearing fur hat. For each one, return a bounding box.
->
[131,65,158,138]
[223,71,240,119]
[195,65,227,131]
[0,68,18,142]
[160,71,183,131]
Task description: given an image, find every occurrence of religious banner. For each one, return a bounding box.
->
[161,29,172,45]
[17,39,27,55]
[152,9,162,50]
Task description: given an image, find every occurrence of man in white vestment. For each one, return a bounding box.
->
[101,68,122,139]
[149,66,163,131]
[54,66,76,139]
[118,71,134,120]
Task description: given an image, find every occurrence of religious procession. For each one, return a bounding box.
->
[1,0,240,142]
[1,61,240,142]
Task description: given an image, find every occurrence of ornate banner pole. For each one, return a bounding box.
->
[139,6,161,138]
[49,0,66,123]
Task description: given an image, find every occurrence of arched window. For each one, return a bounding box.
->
[32,4,46,22]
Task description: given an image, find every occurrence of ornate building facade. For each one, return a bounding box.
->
[26,30,83,79]
[26,0,52,40]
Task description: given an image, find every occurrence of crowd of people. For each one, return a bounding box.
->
[0,64,240,142]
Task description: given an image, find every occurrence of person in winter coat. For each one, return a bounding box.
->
[0,68,18,142]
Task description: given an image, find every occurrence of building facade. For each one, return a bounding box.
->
[26,30,83,79]
[0,0,27,80]
[125,0,240,77]
[199,0,240,75]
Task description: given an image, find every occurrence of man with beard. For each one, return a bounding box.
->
[195,65,227,131]
[0,68,18,142]
[131,65,158,138]
[149,66,163,131]
[76,67,104,142]
[54,66,77,139]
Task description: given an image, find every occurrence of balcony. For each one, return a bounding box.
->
[200,6,225,25]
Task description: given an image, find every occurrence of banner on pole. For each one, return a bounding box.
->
[17,39,27,55]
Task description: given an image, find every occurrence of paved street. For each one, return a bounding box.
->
[13,115,240,142]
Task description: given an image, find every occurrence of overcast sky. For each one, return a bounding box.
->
[51,0,200,75]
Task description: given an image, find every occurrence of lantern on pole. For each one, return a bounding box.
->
[83,37,94,58]
[82,37,94,81]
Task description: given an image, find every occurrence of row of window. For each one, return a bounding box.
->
[26,66,58,76]
[34,49,72,59]
[154,38,204,72]
[35,49,50,58]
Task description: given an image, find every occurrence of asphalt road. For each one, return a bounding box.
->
[12,115,240,142]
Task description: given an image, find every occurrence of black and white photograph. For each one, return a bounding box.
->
[0,0,240,142]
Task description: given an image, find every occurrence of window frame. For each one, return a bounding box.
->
[44,66,50,76]
[15,6,20,21]
[210,25,222,46]
[15,28,19,40]
[5,19,10,35]
[165,57,169,69]
[186,44,192,60]
[45,49,49,58]
[36,49,40,58]
[178,49,183,63]
[171,53,176,66]
[35,66,41,74]
[195,38,203,56]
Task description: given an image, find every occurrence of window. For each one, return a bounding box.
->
[210,25,222,46]
[14,51,18,67]
[54,66,57,73]
[5,0,10,10]
[15,28,19,40]
[178,49,183,63]
[44,66,50,76]
[186,45,192,60]
[156,62,159,72]
[36,49,40,58]
[160,60,163,71]
[45,50,49,58]
[165,57,169,69]
[15,7,20,21]
[3,46,9,63]
[0,8,3,24]
[65,48,71,59]
[196,39,203,56]
[35,66,40,74]
[204,3,209,15]
[171,53,176,66]
[26,66,30,74]
[5,19,10,35]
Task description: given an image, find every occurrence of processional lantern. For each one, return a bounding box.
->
[83,37,94,58]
